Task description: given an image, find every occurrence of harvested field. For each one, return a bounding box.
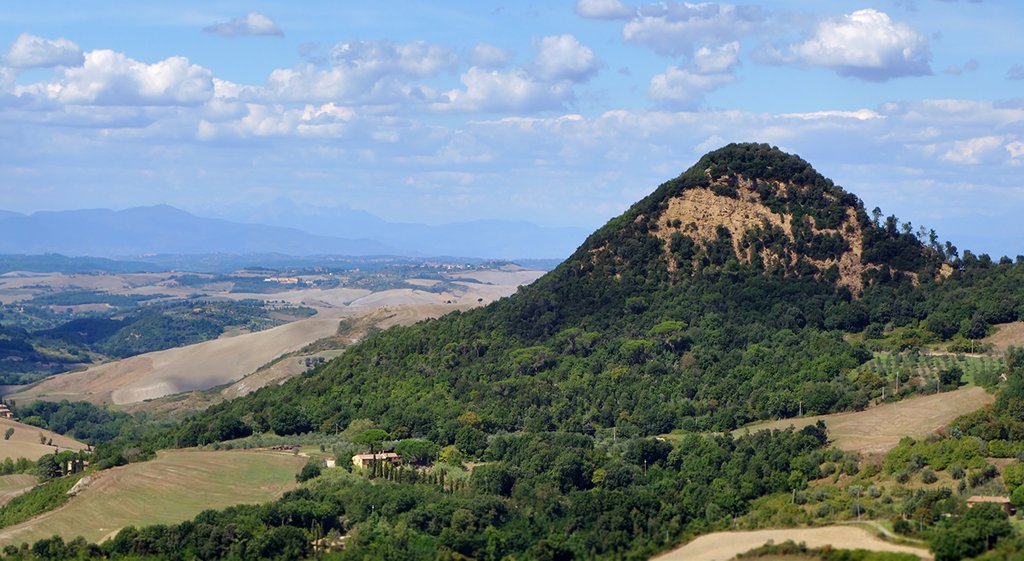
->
[0,449,305,547]
[651,526,931,561]
[984,321,1024,354]
[736,386,993,454]
[0,474,36,507]
[0,417,88,461]
[9,310,349,405]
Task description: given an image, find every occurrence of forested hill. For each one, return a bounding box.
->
[175,143,1023,446]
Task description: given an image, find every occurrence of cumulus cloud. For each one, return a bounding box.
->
[692,41,740,73]
[777,9,931,81]
[203,12,283,37]
[941,135,1012,164]
[28,50,215,106]
[1008,64,1024,80]
[439,67,574,112]
[440,35,599,113]
[4,33,83,68]
[622,2,765,57]
[530,35,600,82]
[574,0,633,20]
[648,65,734,108]
[469,43,513,69]
[250,40,455,104]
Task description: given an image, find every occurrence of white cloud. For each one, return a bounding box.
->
[203,12,283,37]
[1006,141,1024,160]
[439,67,573,113]
[941,135,1011,164]
[531,35,600,82]
[648,65,734,108]
[254,40,455,104]
[781,9,931,81]
[4,33,83,68]
[623,2,765,57]
[692,42,740,73]
[469,43,513,69]
[198,102,357,140]
[575,0,633,20]
[32,50,214,106]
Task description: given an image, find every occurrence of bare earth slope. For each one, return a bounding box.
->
[736,386,993,454]
[0,449,305,547]
[0,417,88,461]
[984,321,1024,353]
[10,312,347,405]
[651,526,931,561]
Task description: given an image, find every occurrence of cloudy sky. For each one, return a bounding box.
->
[1,0,1022,256]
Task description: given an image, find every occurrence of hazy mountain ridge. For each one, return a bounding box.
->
[0,205,395,258]
[0,204,589,260]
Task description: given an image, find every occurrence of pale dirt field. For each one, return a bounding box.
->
[0,474,37,507]
[0,417,89,461]
[9,310,349,405]
[736,386,993,454]
[984,321,1024,354]
[10,270,541,407]
[447,267,546,287]
[651,526,931,561]
[0,449,305,548]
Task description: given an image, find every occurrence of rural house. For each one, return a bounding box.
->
[0,404,13,418]
[966,495,1015,515]
[351,452,400,469]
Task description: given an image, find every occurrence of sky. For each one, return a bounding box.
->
[1,0,1022,257]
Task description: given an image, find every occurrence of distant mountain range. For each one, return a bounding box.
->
[0,205,589,259]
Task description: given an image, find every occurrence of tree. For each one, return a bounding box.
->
[394,438,440,466]
[3,427,12,440]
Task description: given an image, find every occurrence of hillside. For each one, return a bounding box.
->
[0,417,89,461]
[172,143,1021,446]
[13,143,1024,561]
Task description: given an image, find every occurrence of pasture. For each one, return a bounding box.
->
[0,449,306,547]
[737,386,994,454]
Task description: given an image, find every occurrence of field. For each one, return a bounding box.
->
[984,321,1024,353]
[736,386,994,454]
[651,526,931,561]
[0,474,36,507]
[0,417,88,461]
[0,449,306,547]
[9,268,543,407]
[857,352,1006,386]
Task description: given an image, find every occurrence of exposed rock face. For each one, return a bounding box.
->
[648,176,877,293]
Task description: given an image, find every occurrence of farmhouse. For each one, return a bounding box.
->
[351,452,400,469]
[0,403,13,418]
[966,495,1015,515]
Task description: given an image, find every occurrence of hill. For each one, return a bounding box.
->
[13,144,1024,561]
[0,449,305,547]
[0,417,89,461]
[176,143,996,444]
[0,206,394,257]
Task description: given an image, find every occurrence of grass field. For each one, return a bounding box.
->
[736,386,994,454]
[0,417,89,461]
[0,474,36,508]
[0,449,306,547]
[650,526,932,561]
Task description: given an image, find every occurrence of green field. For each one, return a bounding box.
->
[0,449,306,547]
[0,474,36,508]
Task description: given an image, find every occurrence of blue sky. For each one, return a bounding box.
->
[1,1,1023,256]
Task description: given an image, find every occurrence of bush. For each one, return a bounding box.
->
[921,469,938,484]
[296,459,322,483]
